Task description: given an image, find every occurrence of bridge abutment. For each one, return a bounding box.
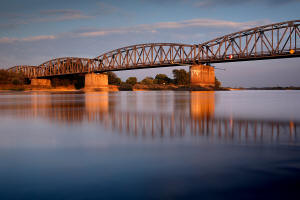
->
[190,64,215,87]
[31,79,51,87]
[84,73,108,90]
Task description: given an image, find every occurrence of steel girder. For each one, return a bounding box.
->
[7,20,300,78]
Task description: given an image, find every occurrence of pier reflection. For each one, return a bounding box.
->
[0,91,298,144]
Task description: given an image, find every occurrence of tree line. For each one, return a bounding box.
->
[0,68,221,89]
[0,69,26,85]
[108,69,190,86]
[108,69,221,88]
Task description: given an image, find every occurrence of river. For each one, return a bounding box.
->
[0,90,299,199]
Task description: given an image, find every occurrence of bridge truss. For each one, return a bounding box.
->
[7,20,300,78]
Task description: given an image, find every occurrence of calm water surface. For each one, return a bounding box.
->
[0,90,299,199]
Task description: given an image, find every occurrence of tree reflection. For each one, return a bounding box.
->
[0,91,298,144]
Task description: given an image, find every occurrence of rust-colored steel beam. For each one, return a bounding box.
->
[7,20,300,78]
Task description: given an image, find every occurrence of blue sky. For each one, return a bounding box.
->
[0,0,299,87]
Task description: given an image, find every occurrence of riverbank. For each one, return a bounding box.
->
[0,84,77,92]
[244,86,300,90]
[122,83,228,91]
[1,84,300,92]
[0,83,225,91]
[0,84,121,92]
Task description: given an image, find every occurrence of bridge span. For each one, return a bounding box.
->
[7,20,300,88]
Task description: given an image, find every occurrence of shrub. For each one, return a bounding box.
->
[12,79,21,85]
[107,72,121,85]
[0,70,25,85]
[119,83,133,91]
[126,77,137,85]
[173,69,189,85]
[141,77,154,85]
[154,74,171,84]
[215,77,221,88]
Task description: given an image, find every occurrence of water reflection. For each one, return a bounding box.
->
[0,91,298,144]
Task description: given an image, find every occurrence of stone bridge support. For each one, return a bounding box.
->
[85,73,108,90]
[190,64,215,87]
[31,79,51,87]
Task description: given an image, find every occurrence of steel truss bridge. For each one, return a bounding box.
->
[7,20,300,78]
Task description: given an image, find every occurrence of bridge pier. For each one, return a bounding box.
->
[31,79,51,87]
[190,64,215,87]
[84,73,108,90]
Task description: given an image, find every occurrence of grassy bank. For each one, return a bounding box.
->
[119,83,228,91]
[0,83,227,92]
[0,84,26,91]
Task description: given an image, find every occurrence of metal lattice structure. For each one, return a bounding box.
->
[7,20,300,78]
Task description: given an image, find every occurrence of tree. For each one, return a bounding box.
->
[107,72,121,85]
[126,77,137,85]
[119,82,133,91]
[215,77,221,88]
[141,77,154,85]
[154,74,171,84]
[172,69,190,85]
[0,70,25,85]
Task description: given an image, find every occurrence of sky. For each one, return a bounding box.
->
[0,0,299,87]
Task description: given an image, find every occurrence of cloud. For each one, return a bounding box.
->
[0,18,270,43]
[96,2,119,15]
[40,9,82,16]
[78,29,129,37]
[143,0,299,7]
[0,23,18,30]
[0,2,131,31]
[0,9,92,30]
[193,0,300,7]
[94,1,133,19]
[37,9,92,22]
[76,18,270,37]
[145,18,267,29]
[0,35,56,43]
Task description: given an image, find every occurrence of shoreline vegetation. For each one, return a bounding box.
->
[1,69,299,92]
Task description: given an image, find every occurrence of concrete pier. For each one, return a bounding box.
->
[190,64,215,87]
[31,79,51,87]
[85,73,108,90]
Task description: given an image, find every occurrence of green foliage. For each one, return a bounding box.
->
[141,77,154,85]
[51,77,84,89]
[126,77,137,85]
[154,74,171,84]
[107,72,121,85]
[0,70,25,85]
[74,79,85,89]
[119,82,133,91]
[172,69,190,85]
[12,79,21,85]
[215,77,221,88]
[51,78,72,87]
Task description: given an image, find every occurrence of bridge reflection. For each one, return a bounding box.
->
[0,92,298,144]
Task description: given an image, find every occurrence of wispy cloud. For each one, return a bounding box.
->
[94,1,134,19]
[38,9,92,22]
[0,9,92,30]
[96,2,119,15]
[0,23,18,30]
[145,0,299,7]
[40,9,82,16]
[0,35,56,43]
[76,18,270,37]
[145,18,268,30]
[193,0,300,7]
[0,18,270,43]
